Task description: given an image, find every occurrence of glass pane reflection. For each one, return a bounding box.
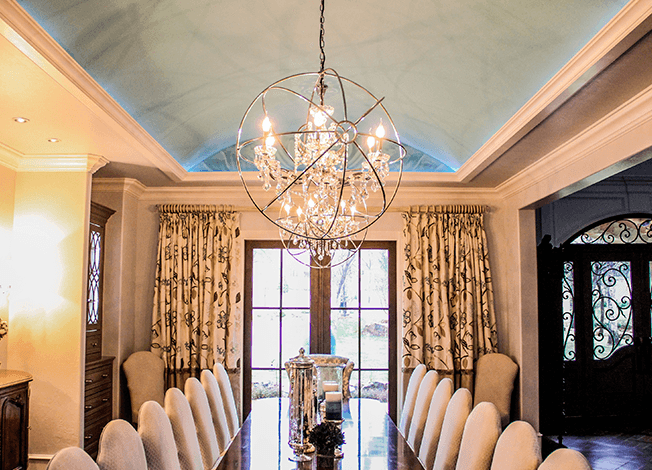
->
[253,249,280,308]
[331,251,359,308]
[361,310,388,369]
[252,369,280,400]
[252,309,279,368]
[361,250,388,308]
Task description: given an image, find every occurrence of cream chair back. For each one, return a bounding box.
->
[455,402,501,470]
[432,387,473,470]
[539,448,592,470]
[164,388,204,470]
[123,351,165,424]
[407,370,440,454]
[185,377,221,470]
[138,401,182,470]
[213,363,240,437]
[418,378,454,470]
[490,421,541,470]
[200,370,231,452]
[398,363,427,436]
[97,419,148,470]
[474,353,518,428]
[47,447,99,470]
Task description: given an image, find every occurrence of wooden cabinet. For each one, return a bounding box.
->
[84,357,113,458]
[0,371,32,470]
[84,202,115,458]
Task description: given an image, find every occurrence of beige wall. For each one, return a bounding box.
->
[0,165,16,368]
[7,169,92,464]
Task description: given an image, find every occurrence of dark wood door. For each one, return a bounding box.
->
[539,216,652,435]
[563,248,652,431]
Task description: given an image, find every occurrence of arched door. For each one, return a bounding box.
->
[539,215,652,434]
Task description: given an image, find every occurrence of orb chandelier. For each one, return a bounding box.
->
[236,0,405,267]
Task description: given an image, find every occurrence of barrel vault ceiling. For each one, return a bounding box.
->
[1,0,650,188]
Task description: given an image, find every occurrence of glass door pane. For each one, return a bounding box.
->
[591,261,634,360]
[251,248,311,402]
[331,248,390,406]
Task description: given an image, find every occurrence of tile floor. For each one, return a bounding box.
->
[550,434,652,470]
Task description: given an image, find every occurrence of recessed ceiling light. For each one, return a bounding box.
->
[13,117,29,123]
[47,138,61,143]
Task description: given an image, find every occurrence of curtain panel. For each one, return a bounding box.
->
[151,204,242,388]
[402,205,498,389]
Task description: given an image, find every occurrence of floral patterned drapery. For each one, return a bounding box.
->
[151,204,242,388]
[402,205,498,389]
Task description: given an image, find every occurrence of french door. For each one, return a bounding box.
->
[539,216,652,434]
[243,240,397,420]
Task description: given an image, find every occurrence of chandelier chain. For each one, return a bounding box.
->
[319,0,326,73]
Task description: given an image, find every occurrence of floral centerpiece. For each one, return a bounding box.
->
[308,422,345,456]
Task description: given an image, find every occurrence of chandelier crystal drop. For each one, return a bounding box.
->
[236,0,404,268]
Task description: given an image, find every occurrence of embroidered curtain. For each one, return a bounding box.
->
[151,204,242,388]
[402,205,498,389]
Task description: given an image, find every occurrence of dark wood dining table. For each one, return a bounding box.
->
[216,398,425,470]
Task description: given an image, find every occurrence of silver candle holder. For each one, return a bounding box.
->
[287,348,316,461]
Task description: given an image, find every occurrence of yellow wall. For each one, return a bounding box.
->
[8,170,91,459]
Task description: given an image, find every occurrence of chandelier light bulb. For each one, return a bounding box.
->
[262,116,272,132]
[375,122,385,139]
[296,207,303,218]
[367,135,376,150]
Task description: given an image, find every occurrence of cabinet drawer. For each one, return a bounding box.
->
[84,387,111,422]
[84,364,111,394]
[85,331,102,363]
[84,416,109,459]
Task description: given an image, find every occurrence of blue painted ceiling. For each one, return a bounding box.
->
[17,0,630,173]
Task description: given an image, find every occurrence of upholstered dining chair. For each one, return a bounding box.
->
[398,363,427,436]
[123,351,165,425]
[539,448,592,470]
[418,378,454,470]
[47,447,99,470]
[489,421,541,470]
[164,388,204,470]
[184,377,221,470]
[138,401,182,470]
[455,402,502,470]
[200,370,231,451]
[473,353,518,428]
[432,387,473,470]
[97,419,148,470]
[213,363,239,437]
[407,370,440,454]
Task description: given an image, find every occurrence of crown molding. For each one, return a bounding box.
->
[92,178,147,199]
[497,83,652,203]
[0,146,110,173]
[0,143,21,171]
[457,0,652,183]
[17,154,108,172]
[0,1,186,181]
